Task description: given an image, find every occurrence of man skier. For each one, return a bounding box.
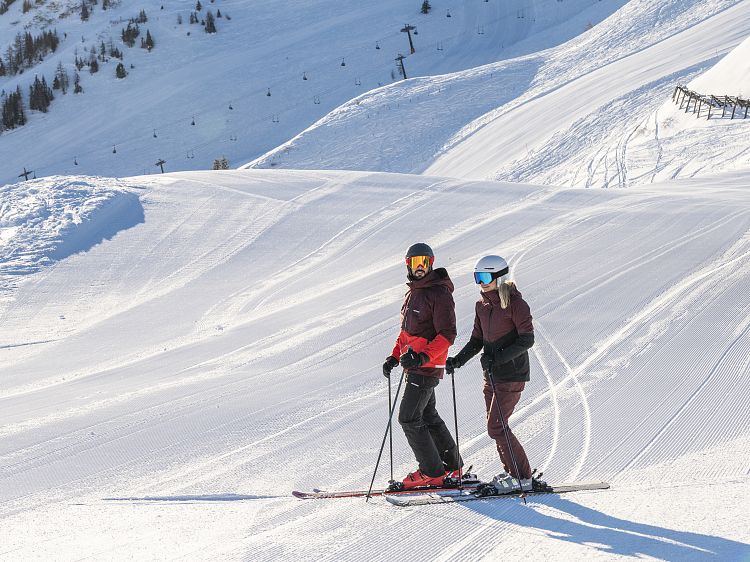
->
[382,242,462,489]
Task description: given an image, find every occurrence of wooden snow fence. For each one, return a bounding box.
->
[672,85,750,120]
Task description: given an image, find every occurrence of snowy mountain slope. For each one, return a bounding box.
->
[0,0,613,186]
[1,169,749,560]
[618,34,750,185]
[247,0,750,188]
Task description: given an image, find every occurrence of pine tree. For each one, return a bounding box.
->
[23,32,34,67]
[73,71,83,93]
[29,75,53,112]
[1,89,24,130]
[204,11,216,33]
[80,1,89,21]
[115,62,127,78]
[122,22,140,47]
[421,1,431,14]
[143,30,154,50]
[89,57,99,73]
[212,156,229,170]
[1,29,61,77]
[1,91,12,130]
[54,61,69,93]
[195,0,201,11]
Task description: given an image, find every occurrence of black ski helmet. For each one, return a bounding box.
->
[404,242,434,279]
[405,242,434,259]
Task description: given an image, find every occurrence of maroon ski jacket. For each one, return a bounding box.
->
[390,268,457,379]
[452,285,534,382]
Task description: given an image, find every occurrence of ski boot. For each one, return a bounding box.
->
[474,468,553,496]
[387,469,446,492]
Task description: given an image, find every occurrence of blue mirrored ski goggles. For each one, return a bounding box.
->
[474,271,495,284]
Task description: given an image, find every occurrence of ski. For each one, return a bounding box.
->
[293,474,481,500]
[385,481,610,507]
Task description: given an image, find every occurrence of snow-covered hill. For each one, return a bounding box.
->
[248,0,750,188]
[621,34,750,184]
[0,0,615,186]
[1,169,749,560]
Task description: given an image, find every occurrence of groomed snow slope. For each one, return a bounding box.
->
[1,169,749,560]
[247,0,750,189]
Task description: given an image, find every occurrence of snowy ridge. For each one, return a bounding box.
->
[0,169,748,559]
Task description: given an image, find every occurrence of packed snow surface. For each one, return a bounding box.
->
[1,169,749,560]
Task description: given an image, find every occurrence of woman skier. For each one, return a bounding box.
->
[446,255,535,493]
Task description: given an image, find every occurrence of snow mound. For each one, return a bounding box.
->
[0,176,144,295]
[689,33,750,95]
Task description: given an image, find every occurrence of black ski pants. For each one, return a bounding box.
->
[398,372,461,477]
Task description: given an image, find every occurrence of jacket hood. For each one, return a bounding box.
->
[407,267,454,293]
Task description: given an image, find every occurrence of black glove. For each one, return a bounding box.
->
[400,348,428,369]
[445,357,458,375]
[480,353,494,373]
[382,355,399,378]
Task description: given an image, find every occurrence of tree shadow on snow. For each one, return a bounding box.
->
[464,496,749,561]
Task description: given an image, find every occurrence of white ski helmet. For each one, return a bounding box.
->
[473,255,509,285]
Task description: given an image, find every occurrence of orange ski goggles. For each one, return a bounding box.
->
[406,255,434,270]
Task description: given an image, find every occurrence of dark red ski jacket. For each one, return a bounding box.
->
[390,268,457,379]
[453,285,534,382]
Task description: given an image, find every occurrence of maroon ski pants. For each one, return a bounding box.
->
[483,379,532,479]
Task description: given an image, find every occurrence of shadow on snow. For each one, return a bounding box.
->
[463,495,749,561]
[103,493,281,503]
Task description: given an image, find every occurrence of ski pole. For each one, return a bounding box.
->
[366,369,405,502]
[488,371,528,501]
[388,372,394,484]
[450,370,462,488]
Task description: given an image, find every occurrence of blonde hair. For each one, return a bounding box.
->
[499,280,516,309]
